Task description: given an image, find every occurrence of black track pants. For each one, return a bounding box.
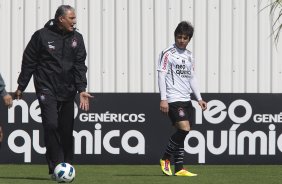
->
[38,93,74,174]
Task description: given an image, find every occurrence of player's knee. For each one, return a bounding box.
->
[178,125,191,132]
[176,120,191,131]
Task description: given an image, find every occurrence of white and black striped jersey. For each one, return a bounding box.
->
[157,44,202,103]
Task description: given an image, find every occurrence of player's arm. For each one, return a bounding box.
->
[0,74,13,108]
[189,58,207,111]
[157,51,170,115]
[189,75,207,110]
[158,71,169,115]
[15,31,41,99]
[73,34,87,93]
[0,74,7,97]
[73,35,93,111]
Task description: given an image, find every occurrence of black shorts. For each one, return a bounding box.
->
[168,101,195,125]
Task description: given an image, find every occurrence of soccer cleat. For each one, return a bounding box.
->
[160,159,172,176]
[175,169,198,176]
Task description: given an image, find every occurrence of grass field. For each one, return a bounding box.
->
[0,165,282,184]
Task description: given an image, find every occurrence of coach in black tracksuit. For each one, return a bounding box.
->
[14,5,93,175]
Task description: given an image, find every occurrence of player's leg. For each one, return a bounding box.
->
[174,120,190,172]
[160,130,183,176]
[38,93,63,175]
[174,121,197,176]
[160,126,189,176]
[160,102,185,176]
[174,142,184,171]
[174,102,197,176]
[58,100,74,164]
[173,125,197,177]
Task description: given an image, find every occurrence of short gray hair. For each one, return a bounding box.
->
[54,5,75,21]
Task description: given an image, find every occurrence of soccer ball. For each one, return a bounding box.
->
[54,163,76,183]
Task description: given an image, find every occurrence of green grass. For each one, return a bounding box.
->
[0,165,282,184]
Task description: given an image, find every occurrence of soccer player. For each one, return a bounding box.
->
[14,5,93,179]
[0,73,13,148]
[157,21,207,176]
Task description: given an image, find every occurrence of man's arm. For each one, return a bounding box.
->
[73,34,87,93]
[15,31,41,99]
[17,31,41,93]
[74,34,93,111]
[0,73,7,97]
[157,51,170,115]
[0,73,13,108]
[158,71,169,115]
[189,75,207,111]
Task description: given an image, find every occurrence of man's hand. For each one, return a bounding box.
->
[3,94,13,108]
[14,89,22,100]
[160,100,169,115]
[198,100,207,111]
[79,92,94,111]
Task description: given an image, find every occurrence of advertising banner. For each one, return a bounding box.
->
[0,93,282,164]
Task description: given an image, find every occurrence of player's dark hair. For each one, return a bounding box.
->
[174,21,194,39]
[54,5,75,22]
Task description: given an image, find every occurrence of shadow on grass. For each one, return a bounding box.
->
[0,176,49,181]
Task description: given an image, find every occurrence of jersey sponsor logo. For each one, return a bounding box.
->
[162,52,169,70]
[175,64,192,78]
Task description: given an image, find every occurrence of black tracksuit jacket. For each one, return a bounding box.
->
[17,19,87,101]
